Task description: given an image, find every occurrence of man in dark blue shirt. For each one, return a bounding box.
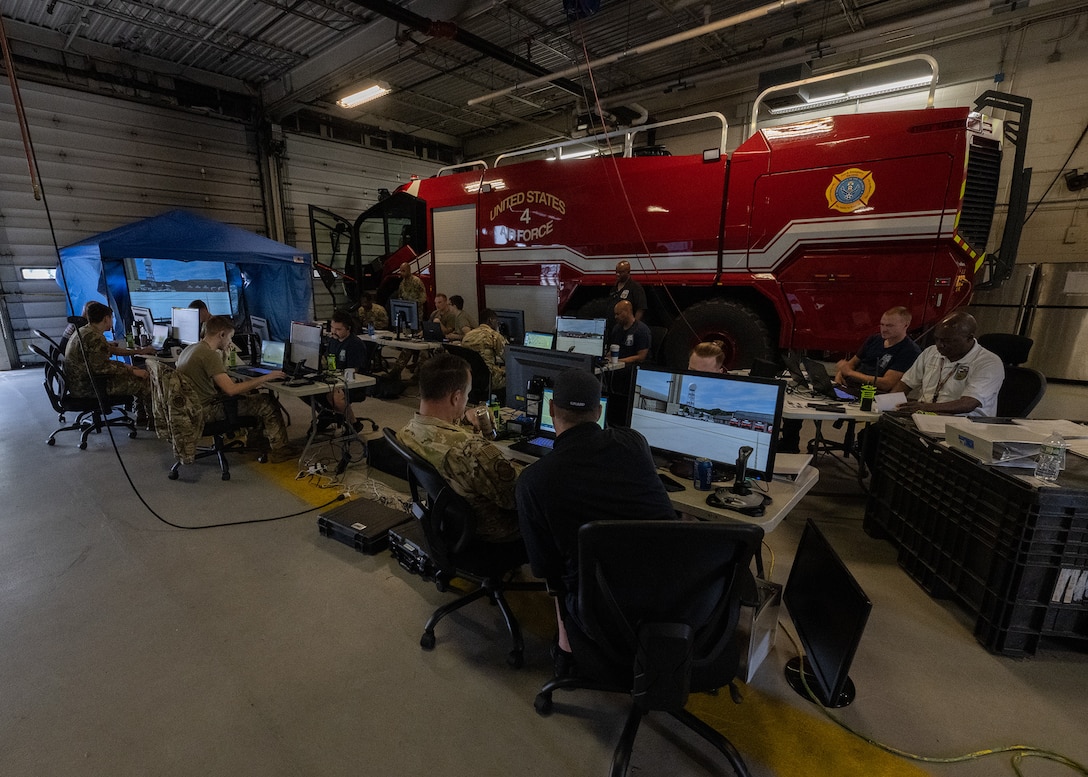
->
[516,368,675,673]
[609,300,651,364]
[833,306,921,392]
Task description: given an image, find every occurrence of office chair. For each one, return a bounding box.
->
[978,333,1033,366]
[443,344,493,404]
[647,325,668,365]
[995,365,1046,418]
[534,520,763,777]
[382,428,544,668]
[147,360,263,481]
[33,329,65,362]
[29,344,137,449]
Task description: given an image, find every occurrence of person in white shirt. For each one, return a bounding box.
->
[891,311,1004,417]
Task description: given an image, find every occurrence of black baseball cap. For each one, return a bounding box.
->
[552,369,601,410]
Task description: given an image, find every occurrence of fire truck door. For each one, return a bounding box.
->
[432,204,480,318]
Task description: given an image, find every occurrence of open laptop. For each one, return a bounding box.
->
[522,331,554,349]
[421,321,446,342]
[801,357,856,401]
[234,339,286,377]
[782,351,809,388]
[508,387,608,458]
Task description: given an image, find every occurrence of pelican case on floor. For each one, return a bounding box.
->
[388,520,438,581]
[317,499,412,555]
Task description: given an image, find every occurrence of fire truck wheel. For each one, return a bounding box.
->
[661,300,772,371]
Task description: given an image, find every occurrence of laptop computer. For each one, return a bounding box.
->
[508,387,608,458]
[801,357,856,401]
[749,357,782,379]
[522,331,554,349]
[234,340,286,377]
[421,321,446,342]
[782,351,809,388]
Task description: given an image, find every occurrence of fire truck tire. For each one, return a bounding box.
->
[575,297,615,321]
[662,300,772,370]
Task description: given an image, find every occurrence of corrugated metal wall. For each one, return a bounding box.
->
[0,80,263,367]
[278,132,441,321]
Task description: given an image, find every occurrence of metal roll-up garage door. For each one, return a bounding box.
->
[0,79,263,368]
[278,132,440,321]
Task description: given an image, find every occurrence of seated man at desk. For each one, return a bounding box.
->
[176,315,298,462]
[834,306,921,392]
[357,292,389,332]
[399,352,522,543]
[890,311,1004,417]
[688,340,726,373]
[609,300,651,365]
[430,293,455,336]
[64,301,154,423]
[461,309,507,393]
[446,295,476,342]
[516,368,676,675]
[310,311,372,433]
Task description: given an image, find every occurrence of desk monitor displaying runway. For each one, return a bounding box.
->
[629,365,785,483]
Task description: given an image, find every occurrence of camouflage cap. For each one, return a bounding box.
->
[552,368,601,410]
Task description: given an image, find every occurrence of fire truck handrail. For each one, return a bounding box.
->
[493,112,728,166]
[436,160,488,176]
[748,54,939,139]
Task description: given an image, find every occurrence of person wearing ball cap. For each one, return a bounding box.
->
[516,368,676,675]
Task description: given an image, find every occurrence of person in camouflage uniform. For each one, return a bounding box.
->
[461,309,507,391]
[64,301,152,420]
[392,262,427,323]
[399,352,522,543]
[357,292,389,331]
[430,293,456,336]
[446,295,476,342]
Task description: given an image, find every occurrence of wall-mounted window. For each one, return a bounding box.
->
[21,268,56,280]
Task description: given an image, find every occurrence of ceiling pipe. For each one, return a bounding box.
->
[343,0,585,97]
[467,0,810,106]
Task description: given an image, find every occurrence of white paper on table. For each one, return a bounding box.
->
[1011,419,1088,438]
[912,413,950,436]
[874,392,907,412]
[1067,439,1088,459]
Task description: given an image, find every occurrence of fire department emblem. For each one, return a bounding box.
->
[826,168,875,213]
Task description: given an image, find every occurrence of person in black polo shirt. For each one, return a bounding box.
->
[516,368,676,675]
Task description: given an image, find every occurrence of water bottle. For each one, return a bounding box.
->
[126,330,135,349]
[859,383,877,412]
[489,394,502,431]
[367,322,375,337]
[1034,431,1065,483]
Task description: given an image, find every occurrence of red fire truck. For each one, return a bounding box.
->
[309,91,1030,369]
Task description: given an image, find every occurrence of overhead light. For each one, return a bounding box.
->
[768,76,933,115]
[336,83,390,109]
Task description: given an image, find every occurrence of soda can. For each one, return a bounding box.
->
[693,458,713,491]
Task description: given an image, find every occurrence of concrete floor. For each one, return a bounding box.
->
[1,367,1087,777]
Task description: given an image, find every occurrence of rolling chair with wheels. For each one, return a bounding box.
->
[30,344,137,448]
[383,427,543,667]
[534,520,763,777]
[978,333,1033,366]
[995,365,1046,418]
[147,360,262,481]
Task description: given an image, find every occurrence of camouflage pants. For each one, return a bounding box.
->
[105,373,151,419]
[206,393,287,450]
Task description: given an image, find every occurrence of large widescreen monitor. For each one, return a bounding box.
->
[783,519,872,708]
[171,306,202,346]
[127,259,232,320]
[504,345,596,412]
[389,299,419,333]
[554,316,606,357]
[493,308,525,345]
[628,365,785,483]
[289,321,323,369]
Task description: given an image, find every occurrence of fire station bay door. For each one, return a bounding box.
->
[431,205,480,318]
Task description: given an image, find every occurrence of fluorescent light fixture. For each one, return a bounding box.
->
[336,83,390,109]
[768,76,933,115]
[547,147,600,161]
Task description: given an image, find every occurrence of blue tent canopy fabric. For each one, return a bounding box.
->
[57,210,312,341]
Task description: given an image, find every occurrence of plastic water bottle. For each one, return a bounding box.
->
[367,322,375,337]
[1035,431,1065,483]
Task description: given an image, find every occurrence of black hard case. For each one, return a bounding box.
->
[317,499,412,554]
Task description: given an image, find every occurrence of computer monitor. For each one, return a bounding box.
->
[523,331,554,350]
[249,316,270,343]
[503,345,596,412]
[171,306,202,346]
[628,365,785,483]
[389,299,419,333]
[540,387,607,432]
[555,316,607,357]
[493,308,525,345]
[151,324,170,350]
[130,305,154,339]
[783,519,872,708]
[289,320,323,369]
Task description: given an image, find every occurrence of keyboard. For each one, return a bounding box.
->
[235,366,272,377]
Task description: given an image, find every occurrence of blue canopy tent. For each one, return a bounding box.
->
[57,210,312,342]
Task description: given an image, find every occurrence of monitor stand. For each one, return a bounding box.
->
[784,656,857,708]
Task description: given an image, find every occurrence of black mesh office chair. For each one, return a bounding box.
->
[383,428,543,667]
[147,359,263,481]
[978,333,1033,366]
[443,343,493,404]
[996,365,1046,418]
[534,520,763,777]
[33,329,65,362]
[30,344,137,449]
